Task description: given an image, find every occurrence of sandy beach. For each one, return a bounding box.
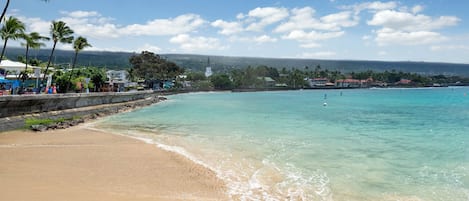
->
[0,125,227,201]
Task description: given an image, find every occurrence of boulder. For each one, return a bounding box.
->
[31,124,48,132]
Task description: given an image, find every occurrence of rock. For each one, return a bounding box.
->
[31,124,48,132]
[47,123,59,129]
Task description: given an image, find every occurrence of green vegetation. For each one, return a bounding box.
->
[19,32,50,83]
[43,20,74,82]
[211,74,233,90]
[53,66,106,93]
[203,65,469,89]
[66,36,92,91]
[129,51,184,81]
[1,16,25,63]
[24,116,80,128]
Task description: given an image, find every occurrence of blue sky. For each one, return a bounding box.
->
[6,0,469,64]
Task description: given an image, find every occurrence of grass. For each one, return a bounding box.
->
[24,116,82,128]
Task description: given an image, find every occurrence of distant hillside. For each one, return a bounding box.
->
[165,54,469,76]
[4,47,134,69]
[4,47,469,76]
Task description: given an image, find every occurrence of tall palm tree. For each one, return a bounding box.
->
[19,32,50,82]
[43,20,74,82]
[66,36,91,92]
[0,16,25,63]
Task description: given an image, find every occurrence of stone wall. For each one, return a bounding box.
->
[0,91,155,118]
[0,92,161,132]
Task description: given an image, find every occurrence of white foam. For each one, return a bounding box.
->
[88,125,324,201]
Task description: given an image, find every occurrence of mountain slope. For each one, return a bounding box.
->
[3,47,469,76]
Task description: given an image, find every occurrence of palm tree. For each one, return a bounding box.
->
[66,36,91,92]
[19,32,50,82]
[0,16,25,63]
[43,20,74,82]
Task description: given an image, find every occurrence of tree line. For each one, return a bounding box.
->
[185,65,469,90]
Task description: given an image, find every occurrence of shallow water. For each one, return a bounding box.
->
[94,88,469,200]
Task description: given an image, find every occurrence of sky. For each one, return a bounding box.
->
[5,0,469,64]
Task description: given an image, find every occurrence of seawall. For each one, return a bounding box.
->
[0,91,160,131]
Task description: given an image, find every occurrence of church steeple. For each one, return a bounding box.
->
[205,57,212,77]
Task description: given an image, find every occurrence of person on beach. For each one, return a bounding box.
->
[52,84,57,94]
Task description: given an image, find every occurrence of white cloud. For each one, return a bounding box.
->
[18,17,50,36]
[120,14,206,36]
[411,5,424,14]
[275,7,358,33]
[282,30,344,41]
[245,7,289,31]
[300,42,321,48]
[378,51,387,56]
[169,34,226,51]
[253,35,277,43]
[368,10,460,32]
[61,12,207,38]
[374,28,447,46]
[274,7,318,32]
[362,35,371,40]
[211,20,244,35]
[344,1,398,14]
[367,9,459,46]
[320,11,359,28]
[298,51,336,58]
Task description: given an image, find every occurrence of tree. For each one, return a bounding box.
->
[54,66,105,93]
[129,51,184,81]
[66,36,91,92]
[19,32,49,82]
[211,74,233,90]
[126,68,136,82]
[0,16,25,63]
[43,20,74,83]
[186,71,206,81]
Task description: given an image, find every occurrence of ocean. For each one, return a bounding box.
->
[92,87,469,200]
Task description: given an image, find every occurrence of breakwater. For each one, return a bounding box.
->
[0,91,160,131]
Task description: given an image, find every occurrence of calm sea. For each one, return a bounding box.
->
[93,87,469,201]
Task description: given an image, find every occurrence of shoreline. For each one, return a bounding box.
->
[0,123,228,201]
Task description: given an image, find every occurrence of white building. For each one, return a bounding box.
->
[205,67,212,77]
[106,70,129,83]
[0,60,48,79]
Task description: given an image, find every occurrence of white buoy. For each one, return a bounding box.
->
[323,102,328,107]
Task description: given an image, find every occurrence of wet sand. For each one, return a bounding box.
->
[0,125,227,201]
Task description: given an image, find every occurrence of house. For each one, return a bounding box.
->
[105,70,130,92]
[308,78,328,87]
[395,79,412,85]
[335,79,363,88]
[257,77,276,87]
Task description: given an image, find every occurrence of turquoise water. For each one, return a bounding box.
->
[94,88,469,200]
